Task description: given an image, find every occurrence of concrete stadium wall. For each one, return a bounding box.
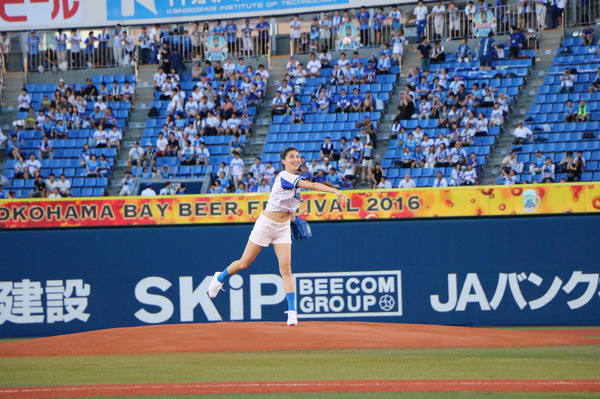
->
[1,214,599,337]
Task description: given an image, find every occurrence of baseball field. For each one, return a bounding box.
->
[0,322,599,398]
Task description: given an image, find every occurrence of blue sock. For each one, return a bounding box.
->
[286,292,296,312]
[217,268,231,283]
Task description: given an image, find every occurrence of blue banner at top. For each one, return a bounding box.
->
[107,0,350,21]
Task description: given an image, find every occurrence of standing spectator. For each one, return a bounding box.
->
[97,27,111,67]
[431,1,446,40]
[290,15,302,54]
[465,1,477,35]
[357,6,371,46]
[240,19,254,56]
[447,2,461,38]
[55,29,68,66]
[69,29,82,68]
[84,32,96,67]
[391,30,406,66]
[373,7,386,45]
[535,0,548,31]
[230,151,245,188]
[138,26,152,64]
[319,13,332,50]
[414,1,429,43]
[0,32,10,66]
[478,32,495,71]
[389,6,402,33]
[27,30,41,71]
[256,16,270,56]
[416,37,432,72]
[508,26,523,59]
[512,121,533,144]
[169,47,185,77]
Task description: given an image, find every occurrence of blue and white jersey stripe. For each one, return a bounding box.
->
[265,171,304,212]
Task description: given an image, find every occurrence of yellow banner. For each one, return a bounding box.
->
[0,183,599,229]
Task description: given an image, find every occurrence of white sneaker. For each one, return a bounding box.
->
[285,310,298,326]
[208,272,224,298]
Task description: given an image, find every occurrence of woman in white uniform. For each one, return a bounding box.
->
[208,147,346,326]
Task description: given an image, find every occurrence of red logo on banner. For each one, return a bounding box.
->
[0,0,79,23]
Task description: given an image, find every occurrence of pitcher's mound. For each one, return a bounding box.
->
[1,322,598,357]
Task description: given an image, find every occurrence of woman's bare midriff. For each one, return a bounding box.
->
[262,210,294,223]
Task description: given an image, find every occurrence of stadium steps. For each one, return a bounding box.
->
[106,68,155,196]
[480,30,563,182]
[0,71,26,177]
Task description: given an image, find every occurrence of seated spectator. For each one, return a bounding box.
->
[577,99,590,122]
[463,164,476,185]
[375,175,391,189]
[315,91,331,113]
[398,173,416,188]
[362,92,375,113]
[86,154,100,177]
[120,81,136,106]
[196,142,210,165]
[588,67,600,93]
[97,154,111,177]
[398,93,415,120]
[37,136,54,160]
[449,165,464,186]
[18,88,31,112]
[558,68,575,94]
[418,98,432,119]
[490,103,504,126]
[541,157,555,182]
[320,136,334,160]
[56,174,71,196]
[32,175,47,198]
[529,150,545,176]
[349,88,363,113]
[500,151,519,175]
[306,53,322,77]
[377,53,391,73]
[119,172,135,196]
[143,143,156,167]
[431,41,446,63]
[14,156,27,179]
[256,178,271,193]
[156,132,168,157]
[512,121,533,144]
[271,91,287,117]
[501,168,518,185]
[449,142,467,166]
[180,140,195,165]
[456,38,472,62]
[291,102,304,124]
[581,24,595,45]
[128,141,144,169]
[159,182,175,195]
[432,171,448,187]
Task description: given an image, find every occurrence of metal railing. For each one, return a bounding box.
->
[425,4,539,42]
[565,0,599,27]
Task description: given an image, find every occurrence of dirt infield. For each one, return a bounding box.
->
[1,322,599,357]
[1,380,599,398]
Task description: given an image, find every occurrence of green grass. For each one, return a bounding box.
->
[1,346,599,387]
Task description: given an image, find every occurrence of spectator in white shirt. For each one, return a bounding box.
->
[398,173,417,188]
[69,29,82,68]
[500,151,519,175]
[377,175,392,189]
[432,171,449,187]
[18,89,31,111]
[141,183,157,196]
[153,67,167,90]
[56,174,71,196]
[26,153,42,179]
[128,141,144,169]
[306,53,322,77]
[512,121,533,144]
[558,68,575,94]
[502,169,518,185]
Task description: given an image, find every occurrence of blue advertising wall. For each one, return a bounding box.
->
[1,215,599,337]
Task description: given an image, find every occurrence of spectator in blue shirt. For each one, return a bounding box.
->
[27,30,41,71]
[508,26,523,59]
[256,16,270,56]
[373,7,386,45]
[357,6,371,46]
[225,20,238,55]
[478,32,495,70]
[581,24,594,45]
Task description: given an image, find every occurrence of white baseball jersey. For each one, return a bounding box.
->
[265,170,305,212]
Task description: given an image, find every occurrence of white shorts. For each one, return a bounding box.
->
[362,158,373,167]
[249,213,292,247]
